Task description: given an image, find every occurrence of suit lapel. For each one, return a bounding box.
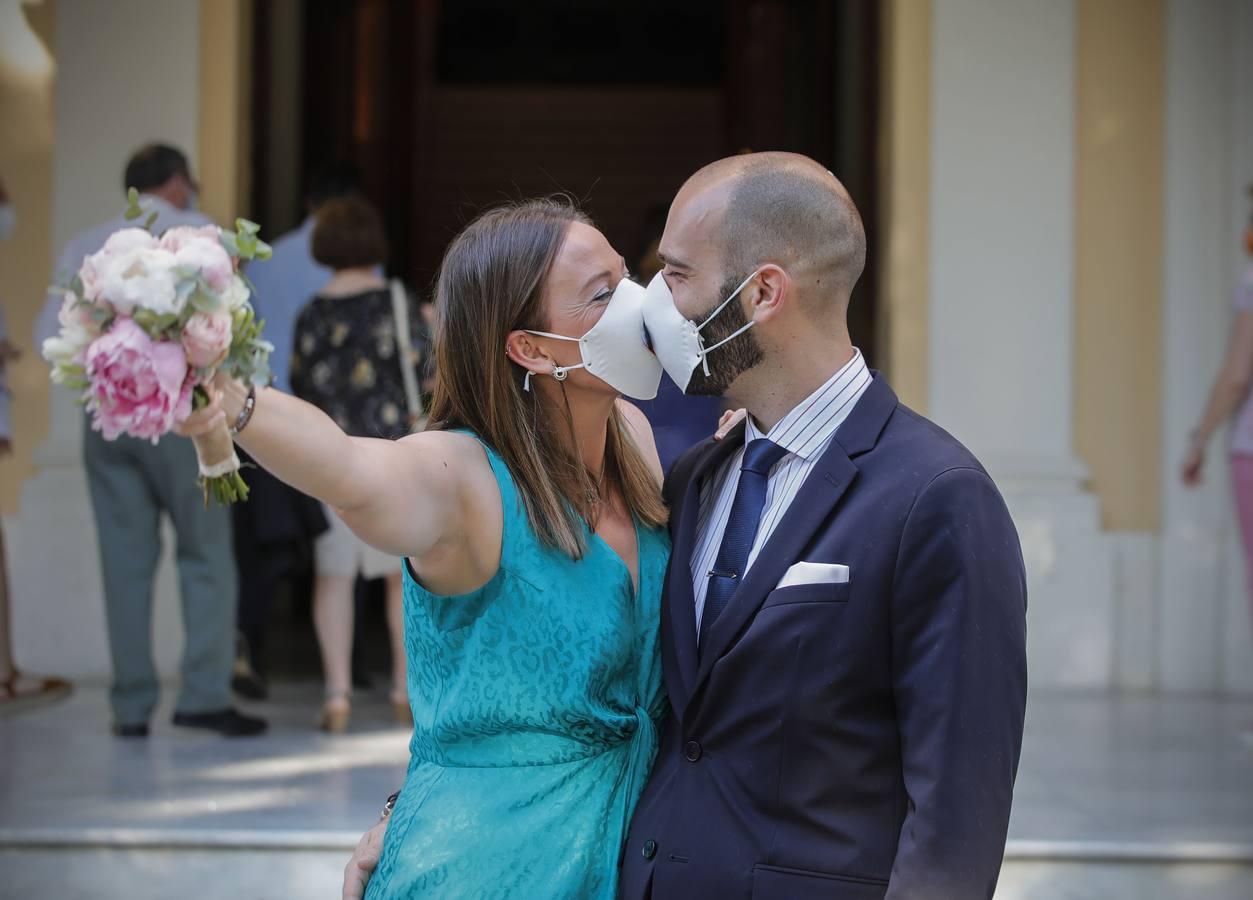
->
[690,449,858,692]
[688,373,899,705]
[663,424,745,717]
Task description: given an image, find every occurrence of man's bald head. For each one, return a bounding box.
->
[677,152,866,312]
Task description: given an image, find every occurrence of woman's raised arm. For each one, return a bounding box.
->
[178,376,468,560]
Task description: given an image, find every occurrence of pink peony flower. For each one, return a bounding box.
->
[84,317,192,442]
[182,311,233,369]
[163,229,233,293]
[158,224,221,253]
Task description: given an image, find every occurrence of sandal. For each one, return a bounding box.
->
[0,670,72,717]
[316,695,351,733]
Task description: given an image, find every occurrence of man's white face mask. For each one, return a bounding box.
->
[641,270,759,394]
[523,277,663,400]
[0,202,16,241]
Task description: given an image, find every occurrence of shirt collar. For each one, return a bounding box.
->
[744,348,870,461]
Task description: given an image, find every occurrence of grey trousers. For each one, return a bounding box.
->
[83,422,236,724]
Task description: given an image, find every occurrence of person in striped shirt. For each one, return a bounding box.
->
[619,151,1028,900]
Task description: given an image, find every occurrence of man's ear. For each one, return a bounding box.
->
[749,264,790,322]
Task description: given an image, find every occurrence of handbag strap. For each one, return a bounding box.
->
[389,279,425,430]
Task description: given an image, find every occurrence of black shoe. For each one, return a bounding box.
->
[172,707,268,737]
[232,633,269,701]
[231,672,268,701]
[112,722,149,738]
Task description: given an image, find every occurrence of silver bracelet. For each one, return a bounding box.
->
[230,385,257,436]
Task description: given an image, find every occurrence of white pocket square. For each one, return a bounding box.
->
[775,562,850,589]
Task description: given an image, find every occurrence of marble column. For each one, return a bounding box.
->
[6,0,202,678]
[1159,0,1253,694]
[929,0,1115,689]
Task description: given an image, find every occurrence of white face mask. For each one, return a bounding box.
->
[0,203,15,241]
[523,276,663,400]
[641,269,759,393]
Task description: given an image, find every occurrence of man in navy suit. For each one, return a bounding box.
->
[617,152,1028,899]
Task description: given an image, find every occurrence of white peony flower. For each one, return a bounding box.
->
[79,228,159,302]
[57,291,100,336]
[221,274,251,310]
[42,332,89,369]
[94,246,180,316]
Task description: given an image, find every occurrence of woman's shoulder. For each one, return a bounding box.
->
[398,427,488,456]
[395,428,500,482]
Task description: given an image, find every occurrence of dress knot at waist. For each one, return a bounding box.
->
[617,705,659,837]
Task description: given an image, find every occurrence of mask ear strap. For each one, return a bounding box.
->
[524,329,581,343]
[697,270,759,332]
[519,330,585,389]
[523,362,587,391]
[698,321,757,374]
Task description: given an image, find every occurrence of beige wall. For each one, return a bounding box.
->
[0,0,55,513]
[0,0,250,514]
[1074,0,1165,532]
[877,0,931,414]
[198,0,251,225]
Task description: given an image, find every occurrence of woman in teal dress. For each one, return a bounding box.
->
[179,199,688,898]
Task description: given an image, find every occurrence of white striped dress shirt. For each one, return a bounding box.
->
[690,349,872,629]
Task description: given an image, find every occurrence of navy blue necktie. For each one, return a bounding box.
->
[700,438,789,648]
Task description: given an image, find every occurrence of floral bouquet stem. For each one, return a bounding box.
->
[190,386,249,506]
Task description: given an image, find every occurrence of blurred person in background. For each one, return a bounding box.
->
[227,165,368,699]
[1182,185,1253,744]
[0,174,70,711]
[35,145,264,738]
[290,194,430,732]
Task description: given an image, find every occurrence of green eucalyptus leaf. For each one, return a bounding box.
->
[124,187,142,220]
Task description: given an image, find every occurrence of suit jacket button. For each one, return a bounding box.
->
[684,740,702,762]
[643,840,658,860]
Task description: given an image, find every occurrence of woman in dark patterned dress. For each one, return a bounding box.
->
[290,194,430,731]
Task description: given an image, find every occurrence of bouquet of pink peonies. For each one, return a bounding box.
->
[43,189,273,505]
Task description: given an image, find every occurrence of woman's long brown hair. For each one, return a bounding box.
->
[425,198,667,558]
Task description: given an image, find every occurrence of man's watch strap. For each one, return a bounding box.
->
[381,790,400,819]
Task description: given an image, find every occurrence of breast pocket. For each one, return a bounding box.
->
[760,581,851,610]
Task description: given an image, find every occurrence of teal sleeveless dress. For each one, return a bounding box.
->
[364,434,669,899]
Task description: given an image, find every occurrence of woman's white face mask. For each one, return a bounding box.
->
[523,277,663,400]
[641,270,759,394]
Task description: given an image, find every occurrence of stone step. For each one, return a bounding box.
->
[5,837,1252,900]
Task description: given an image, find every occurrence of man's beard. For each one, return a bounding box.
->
[684,273,764,397]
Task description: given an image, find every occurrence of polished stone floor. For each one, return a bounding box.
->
[1,685,1251,898]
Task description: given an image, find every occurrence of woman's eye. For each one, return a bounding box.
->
[592,290,612,304]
